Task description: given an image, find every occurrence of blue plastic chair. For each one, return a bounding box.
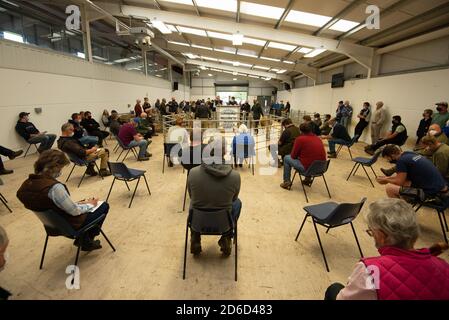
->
[33,209,115,270]
[0,178,12,213]
[114,136,138,162]
[106,162,151,208]
[346,150,381,187]
[65,153,103,188]
[336,135,359,160]
[183,207,237,281]
[295,198,366,272]
[289,160,331,203]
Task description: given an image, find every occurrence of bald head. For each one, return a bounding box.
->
[140,112,147,118]
[429,124,442,135]
[376,101,384,109]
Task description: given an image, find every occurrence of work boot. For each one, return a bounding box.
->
[328,152,337,158]
[99,169,112,177]
[138,156,149,161]
[8,150,23,160]
[381,166,396,177]
[81,239,102,252]
[0,168,13,175]
[280,181,292,190]
[190,231,202,255]
[85,164,98,176]
[218,235,232,257]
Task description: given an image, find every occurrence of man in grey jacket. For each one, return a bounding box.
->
[187,137,242,256]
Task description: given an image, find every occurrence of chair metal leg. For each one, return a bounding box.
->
[312,219,330,272]
[443,211,448,232]
[143,174,151,195]
[346,163,358,181]
[251,157,255,176]
[182,221,189,280]
[116,149,124,161]
[23,144,32,157]
[437,210,449,244]
[183,174,188,211]
[370,165,378,178]
[77,169,87,188]
[65,164,76,183]
[0,194,12,213]
[124,181,130,191]
[295,214,309,241]
[353,163,360,176]
[74,236,82,266]
[100,229,116,251]
[122,150,131,162]
[39,235,49,269]
[350,222,364,258]
[348,147,353,160]
[128,177,141,208]
[289,171,298,190]
[414,204,422,212]
[336,145,342,156]
[0,192,6,203]
[322,175,331,198]
[234,222,238,282]
[94,162,103,180]
[162,154,166,173]
[105,177,116,202]
[131,148,138,159]
[299,175,309,203]
[361,165,374,188]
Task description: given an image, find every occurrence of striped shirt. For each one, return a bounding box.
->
[48,183,93,216]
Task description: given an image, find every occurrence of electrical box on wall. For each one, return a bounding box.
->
[34,107,42,114]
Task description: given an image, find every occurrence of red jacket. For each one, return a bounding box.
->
[290,133,326,170]
[135,104,143,117]
[362,246,449,300]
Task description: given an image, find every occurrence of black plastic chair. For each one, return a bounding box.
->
[232,142,256,175]
[106,162,151,208]
[65,153,103,188]
[162,142,179,173]
[180,145,206,211]
[115,136,138,162]
[23,141,39,157]
[295,198,366,272]
[414,200,449,244]
[346,150,381,188]
[0,178,12,213]
[289,160,331,203]
[183,208,237,281]
[33,209,115,270]
[336,135,359,160]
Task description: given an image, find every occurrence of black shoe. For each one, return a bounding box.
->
[85,165,98,176]
[0,169,13,175]
[190,241,202,255]
[303,178,313,187]
[328,152,337,158]
[168,160,174,167]
[218,236,232,256]
[81,239,102,251]
[239,164,243,168]
[8,150,23,160]
[99,169,112,177]
[138,156,149,161]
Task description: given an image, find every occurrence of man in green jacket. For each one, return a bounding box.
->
[421,135,449,181]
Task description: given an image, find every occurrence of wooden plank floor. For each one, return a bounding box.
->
[0,136,447,299]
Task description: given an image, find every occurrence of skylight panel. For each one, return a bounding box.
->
[253,65,270,70]
[207,31,233,41]
[283,60,295,65]
[219,59,234,64]
[160,0,193,5]
[236,51,258,58]
[268,42,297,52]
[192,44,213,51]
[177,26,207,37]
[304,49,326,58]
[285,10,331,28]
[165,24,179,32]
[330,20,359,32]
[168,40,190,47]
[297,47,313,54]
[243,37,266,46]
[240,1,284,20]
[195,0,237,12]
[260,56,281,62]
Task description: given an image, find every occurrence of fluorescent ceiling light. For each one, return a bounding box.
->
[304,49,326,58]
[283,60,295,65]
[220,59,234,64]
[93,55,108,61]
[276,69,287,74]
[330,20,359,32]
[285,10,331,27]
[233,61,240,66]
[177,26,207,37]
[223,70,234,74]
[77,52,85,59]
[248,75,259,79]
[160,0,192,5]
[233,78,237,81]
[199,66,207,70]
[239,62,253,68]
[214,47,235,54]
[264,77,271,81]
[268,42,297,52]
[1,0,19,7]
[260,56,281,62]
[155,74,162,77]
[210,68,222,72]
[240,2,284,20]
[237,52,258,58]
[243,37,266,47]
[237,73,246,76]
[192,44,213,51]
[254,65,270,70]
[159,67,168,71]
[184,53,198,59]
[232,32,243,46]
[168,40,190,47]
[150,20,172,34]
[3,31,23,43]
[232,71,238,75]
[208,74,213,77]
[271,68,280,72]
[207,31,233,41]
[297,47,313,54]
[195,0,237,12]
[202,56,218,61]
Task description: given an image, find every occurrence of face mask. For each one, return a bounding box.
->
[0,250,9,272]
[392,121,397,125]
[437,107,442,112]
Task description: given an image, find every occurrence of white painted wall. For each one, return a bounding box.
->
[0,39,190,154]
[277,68,449,144]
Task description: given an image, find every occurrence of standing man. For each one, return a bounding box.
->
[335,101,344,124]
[134,99,143,117]
[340,100,353,129]
[251,99,264,134]
[431,102,449,129]
[142,97,151,111]
[353,102,371,142]
[168,97,179,114]
[15,112,57,153]
[370,101,387,144]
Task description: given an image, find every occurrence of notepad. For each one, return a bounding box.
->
[88,200,104,213]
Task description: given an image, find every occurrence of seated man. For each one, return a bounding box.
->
[187,137,241,256]
[109,113,121,136]
[232,124,255,168]
[321,118,351,158]
[320,114,332,136]
[17,150,110,251]
[57,123,111,177]
[377,145,447,199]
[303,115,321,135]
[15,112,57,153]
[69,113,98,147]
[81,111,109,147]
[269,118,300,167]
[326,198,449,300]
[281,122,326,189]
[135,112,154,139]
[365,115,408,155]
[118,119,151,161]
[421,135,449,181]
[0,145,23,175]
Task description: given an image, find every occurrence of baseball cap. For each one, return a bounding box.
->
[19,112,30,118]
[436,102,448,107]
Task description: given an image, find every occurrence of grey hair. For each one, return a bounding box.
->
[367,198,420,249]
[0,225,8,247]
[61,122,73,132]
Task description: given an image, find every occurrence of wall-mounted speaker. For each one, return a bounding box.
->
[284,83,291,91]
[173,81,179,91]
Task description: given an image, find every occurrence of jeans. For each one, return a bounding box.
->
[128,139,148,158]
[324,283,345,300]
[79,135,98,148]
[79,202,109,240]
[328,139,350,153]
[283,155,305,182]
[28,134,57,152]
[340,116,350,129]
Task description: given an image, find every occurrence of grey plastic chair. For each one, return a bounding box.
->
[183,207,237,281]
[289,160,331,203]
[295,198,366,272]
